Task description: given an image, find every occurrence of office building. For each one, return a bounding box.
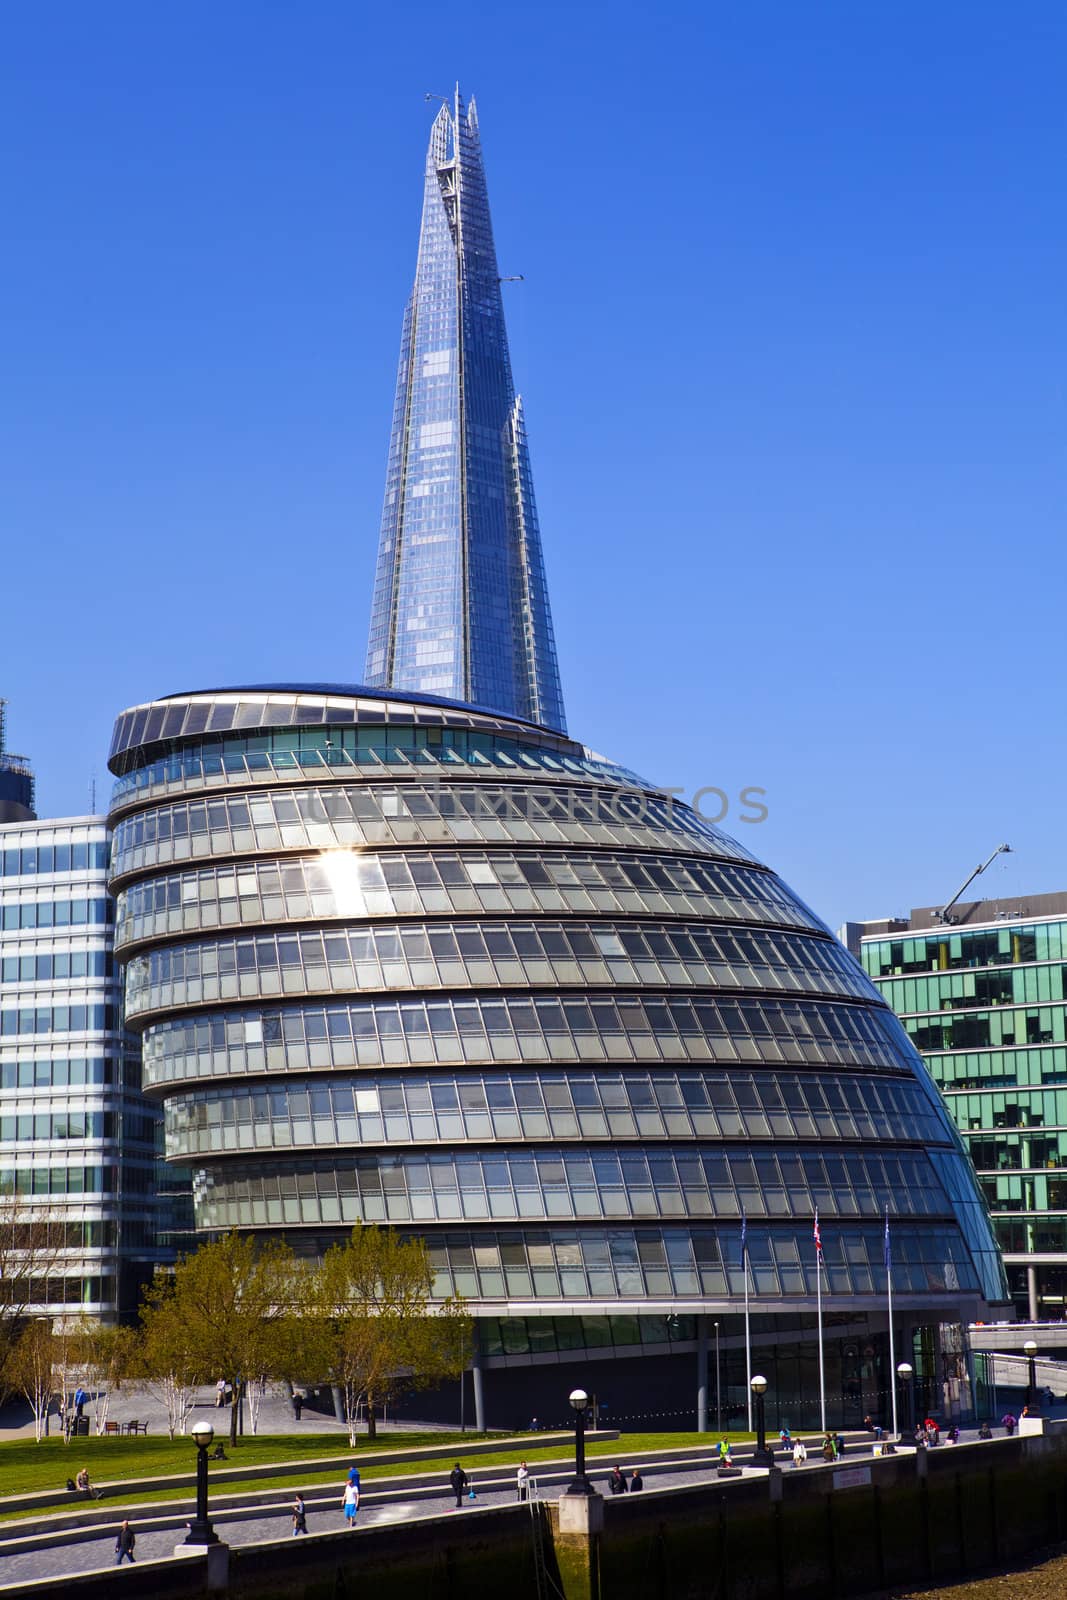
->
[364,89,566,733]
[0,700,35,824]
[0,810,159,1319]
[102,95,1007,1424]
[846,893,1067,1324]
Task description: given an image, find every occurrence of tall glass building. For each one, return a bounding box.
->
[0,812,160,1318]
[847,893,1067,1325]
[103,91,1006,1424]
[106,685,1006,1425]
[364,89,566,734]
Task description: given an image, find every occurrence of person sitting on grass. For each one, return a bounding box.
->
[75,1468,101,1500]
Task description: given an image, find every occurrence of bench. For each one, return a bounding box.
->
[103,1421,121,1436]
[123,1421,148,1436]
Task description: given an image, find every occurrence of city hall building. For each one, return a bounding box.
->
[105,91,1006,1428]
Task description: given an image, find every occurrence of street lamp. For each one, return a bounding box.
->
[896,1363,914,1444]
[566,1389,592,1496]
[749,1375,774,1467]
[183,1420,219,1546]
[1024,1339,1038,1411]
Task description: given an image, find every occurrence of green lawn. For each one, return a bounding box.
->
[0,1430,752,1517]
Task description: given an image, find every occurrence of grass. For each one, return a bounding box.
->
[0,1430,753,1521]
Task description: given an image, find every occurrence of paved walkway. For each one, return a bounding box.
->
[0,1384,459,1443]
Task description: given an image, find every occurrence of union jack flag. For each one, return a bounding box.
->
[813,1211,823,1256]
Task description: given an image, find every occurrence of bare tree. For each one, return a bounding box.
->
[9,1320,56,1442]
[0,1187,80,1398]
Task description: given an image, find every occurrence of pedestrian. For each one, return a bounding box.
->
[114,1521,136,1565]
[529,1416,539,1431]
[778,1425,792,1449]
[1002,1411,1017,1436]
[978,1420,992,1440]
[630,1469,644,1491]
[608,1465,628,1494]
[834,1432,846,1457]
[792,1439,807,1469]
[215,1378,227,1408]
[449,1462,469,1508]
[74,1386,86,1419]
[292,1390,304,1422]
[946,1426,959,1445]
[516,1461,529,1502]
[822,1435,835,1462]
[292,1493,308,1536]
[341,1478,359,1528]
[717,1438,734,1469]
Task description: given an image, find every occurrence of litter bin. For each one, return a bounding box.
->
[76,1418,90,1436]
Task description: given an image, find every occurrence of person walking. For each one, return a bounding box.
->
[341,1478,360,1528]
[292,1494,308,1536]
[1002,1411,1017,1436]
[792,1438,808,1469]
[292,1390,304,1422]
[215,1378,227,1408]
[449,1463,469,1508]
[630,1469,644,1492]
[608,1465,628,1494]
[516,1461,529,1502]
[114,1521,136,1564]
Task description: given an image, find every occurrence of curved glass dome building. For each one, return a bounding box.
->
[106,684,1006,1428]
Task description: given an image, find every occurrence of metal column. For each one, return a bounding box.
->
[697,1316,708,1433]
[1028,1265,1039,1323]
[471,1326,486,1433]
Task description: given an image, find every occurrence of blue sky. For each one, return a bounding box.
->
[1,1,1063,931]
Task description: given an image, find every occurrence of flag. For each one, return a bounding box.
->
[739,1211,747,1270]
[884,1209,891,1274]
[813,1210,822,1256]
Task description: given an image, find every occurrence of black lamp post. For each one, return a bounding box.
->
[896,1362,914,1444]
[750,1374,774,1467]
[566,1388,592,1495]
[183,1420,219,1546]
[1024,1339,1038,1411]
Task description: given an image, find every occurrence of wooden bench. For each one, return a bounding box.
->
[103,1421,121,1436]
[123,1421,148,1436]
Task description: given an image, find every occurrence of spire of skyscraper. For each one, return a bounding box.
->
[365,89,567,733]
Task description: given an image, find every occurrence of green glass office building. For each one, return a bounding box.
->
[847,892,1067,1324]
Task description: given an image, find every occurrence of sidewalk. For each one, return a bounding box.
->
[0,1383,464,1442]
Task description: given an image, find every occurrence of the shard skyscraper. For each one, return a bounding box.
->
[365,90,567,734]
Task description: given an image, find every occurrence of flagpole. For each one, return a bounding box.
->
[887,1210,898,1439]
[825,1216,831,1433]
[744,1251,752,1432]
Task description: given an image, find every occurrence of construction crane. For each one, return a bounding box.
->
[935,844,1013,925]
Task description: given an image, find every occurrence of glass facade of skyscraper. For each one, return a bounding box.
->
[107,685,1006,1424]
[855,894,1067,1323]
[0,815,160,1317]
[365,90,566,733]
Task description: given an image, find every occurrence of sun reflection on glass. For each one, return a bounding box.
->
[317,850,367,916]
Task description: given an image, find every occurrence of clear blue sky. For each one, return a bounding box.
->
[1,1,1063,931]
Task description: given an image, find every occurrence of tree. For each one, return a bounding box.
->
[0,1188,74,1398]
[141,1233,299,1445]
[9,1320,56,1442]
[138,1291,204,1439]
[305,1226,471,1443]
